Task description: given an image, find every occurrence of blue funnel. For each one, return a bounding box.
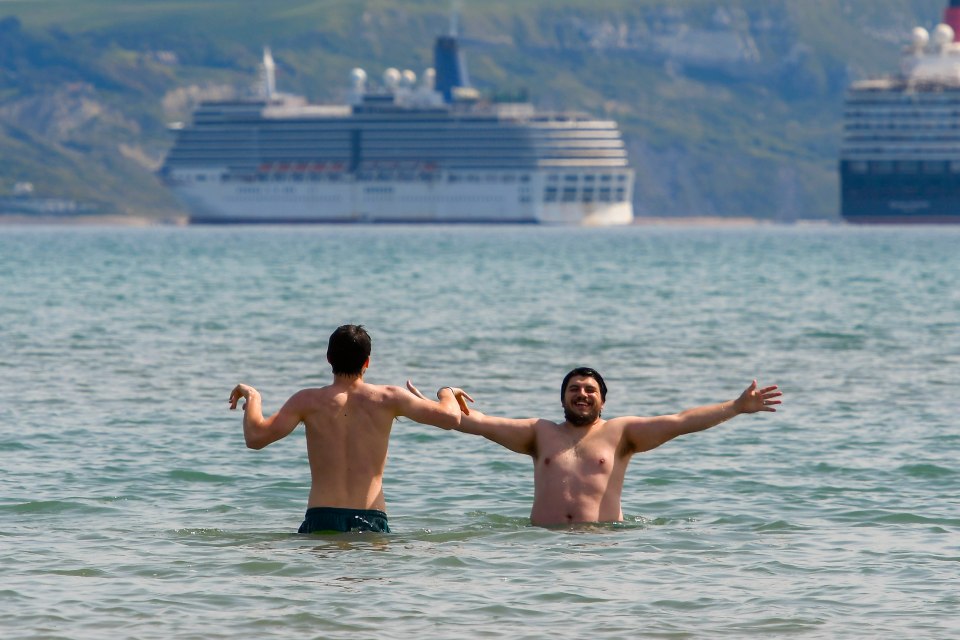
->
[434,35,469,103]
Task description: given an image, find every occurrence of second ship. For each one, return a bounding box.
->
[160,22,634,225]
[841,0,960,223]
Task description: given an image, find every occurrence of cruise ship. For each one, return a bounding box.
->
[160,26,634,225]
[840,0,960,223]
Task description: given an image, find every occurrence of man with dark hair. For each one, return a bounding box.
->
[410,369,781,526]
[229,324,462,534]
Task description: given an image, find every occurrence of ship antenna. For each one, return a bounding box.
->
[262,46,276,100]
[449,0,462,37]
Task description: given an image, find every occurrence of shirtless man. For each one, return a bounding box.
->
[228,324,462,534]
[410,367,781,526]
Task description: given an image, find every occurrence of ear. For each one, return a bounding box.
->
[362,356,370,370]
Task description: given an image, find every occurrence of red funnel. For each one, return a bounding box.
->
[945,1,960,41]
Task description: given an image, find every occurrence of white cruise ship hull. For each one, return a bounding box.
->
[168,169,634,225]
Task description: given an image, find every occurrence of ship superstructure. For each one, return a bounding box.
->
[160,25,634,225]
[841,0,960,223]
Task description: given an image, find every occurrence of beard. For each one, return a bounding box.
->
[563,403,601,427]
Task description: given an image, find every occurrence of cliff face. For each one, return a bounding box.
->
[0,2,941,219]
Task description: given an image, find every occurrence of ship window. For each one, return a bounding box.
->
[600,174,612,183]
[257,174,268,182]
[547,174,559,183]
[922,161,946,174]
[196,174,207,182]
[502,174,516,183]
[583,174,595,183]
[292,174,304,182]
[615,188,626,201]
[467,174,481,183]
[562,187,578,202]
[616,174,626,182]
[582,187,595,203]
[519,174,530,183]
[599,188,612,202]
[564,174,579,183]
[486,173,498,182]
[329,174,342,182]
[544,187,558,202]
[448,174,460,183]
[871,161,893,174]
[895,161,918,174]
[849,162,868,174]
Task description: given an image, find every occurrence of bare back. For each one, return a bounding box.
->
[290,382,399,510]
[263,376,461,512]
[529,419,631,526]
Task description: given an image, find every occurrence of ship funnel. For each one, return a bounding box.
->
[433,35,469,102]
[433,36,470,102]
[262,47,276,99]
[434,0,470,102]
[945,0,960,41]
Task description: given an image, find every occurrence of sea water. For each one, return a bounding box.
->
[0,224,957,639]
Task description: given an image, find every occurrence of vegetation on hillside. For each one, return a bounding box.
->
[0,0,950,219]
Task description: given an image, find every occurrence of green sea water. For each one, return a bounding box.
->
[1,224,958,639]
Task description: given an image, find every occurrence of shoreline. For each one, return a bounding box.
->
[0,214,837,227]
[0,214,188,226]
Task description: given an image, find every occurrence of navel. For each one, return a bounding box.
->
[543,457,551,466]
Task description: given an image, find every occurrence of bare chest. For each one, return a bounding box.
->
[536,429,619,473]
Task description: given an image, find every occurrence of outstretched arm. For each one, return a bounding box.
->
[229,384,302,450]
[621,380,781,454]
[407,381,537,455]
[398,381,472,430]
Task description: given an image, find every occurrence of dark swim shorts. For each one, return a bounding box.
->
[298,507,391,534]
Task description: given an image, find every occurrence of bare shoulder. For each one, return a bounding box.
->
[531,417,563,430]
[281,387,323,409]
[600,415,659,443]
[528,417,564,437]
[360,382,406,402]
[604,414,659,430]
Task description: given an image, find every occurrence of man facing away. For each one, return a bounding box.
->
[229,324,462,534]
[410,368,781,527]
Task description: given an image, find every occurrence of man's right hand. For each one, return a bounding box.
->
[229,383,258,411]
[406,380,474,415]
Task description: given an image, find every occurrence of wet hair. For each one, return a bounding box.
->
[327,324,371,376]
[561,367,608,402]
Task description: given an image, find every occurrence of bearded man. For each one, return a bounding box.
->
[410,367,781,526]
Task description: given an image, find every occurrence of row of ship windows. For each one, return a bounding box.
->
[846,160,960,175]
[845,110,960,118]
[845,124,960,131]
[545,187,627,203]
[228,183,625,204]
[204,172,628,184]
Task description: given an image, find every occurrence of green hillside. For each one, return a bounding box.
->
[0,0,951,220]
